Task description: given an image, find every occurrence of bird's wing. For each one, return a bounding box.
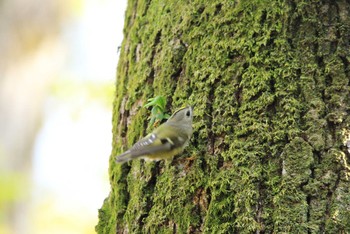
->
[128,133,173,157]
[116,124,189,163]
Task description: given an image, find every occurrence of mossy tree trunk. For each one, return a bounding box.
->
[97,0,350,233]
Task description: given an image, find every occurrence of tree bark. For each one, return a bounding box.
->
[96,0,350,233]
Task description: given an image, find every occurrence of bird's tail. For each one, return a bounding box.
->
[115,150,132,163]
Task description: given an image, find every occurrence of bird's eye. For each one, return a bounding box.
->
[186,110,191,117]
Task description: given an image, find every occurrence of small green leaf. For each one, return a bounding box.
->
[144,95,171,126]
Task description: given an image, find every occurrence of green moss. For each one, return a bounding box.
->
[97,0,350,233]
[272,137,313,232]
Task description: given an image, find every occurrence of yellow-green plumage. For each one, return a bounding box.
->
[115,106,193,163]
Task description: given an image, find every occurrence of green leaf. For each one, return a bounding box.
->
[143,95,171,126]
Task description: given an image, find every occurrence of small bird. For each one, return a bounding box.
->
[115,106,193,163]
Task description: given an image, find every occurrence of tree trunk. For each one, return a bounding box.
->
[96,0,350,233]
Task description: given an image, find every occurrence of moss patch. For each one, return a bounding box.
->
[97,0,350,233]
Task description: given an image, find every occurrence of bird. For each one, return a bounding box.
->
[115,106,193,163]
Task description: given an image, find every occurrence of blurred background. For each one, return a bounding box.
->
[0,0,126,233]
